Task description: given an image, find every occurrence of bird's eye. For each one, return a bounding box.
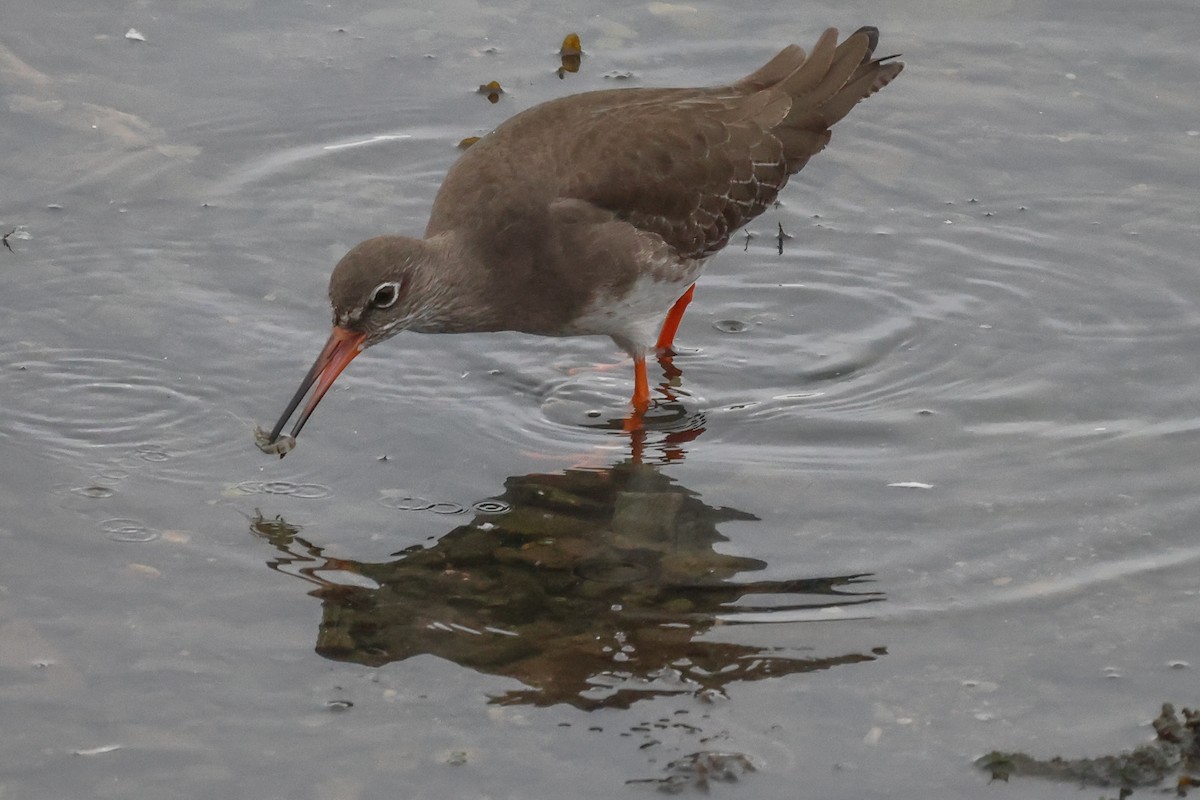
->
[369,281,401,309]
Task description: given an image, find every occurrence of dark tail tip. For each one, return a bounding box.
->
[850,25,880,57]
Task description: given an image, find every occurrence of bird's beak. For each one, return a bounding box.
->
[265,326,367,444]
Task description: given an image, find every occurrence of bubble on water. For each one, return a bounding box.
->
[713,319,749,334]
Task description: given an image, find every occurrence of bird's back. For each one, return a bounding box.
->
[426,27,902,262]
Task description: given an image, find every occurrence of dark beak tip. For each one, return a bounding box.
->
[262,325,365,457]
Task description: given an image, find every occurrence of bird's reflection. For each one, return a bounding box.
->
[249,460,885,710]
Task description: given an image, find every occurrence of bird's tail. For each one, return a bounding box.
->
[739,27,903,171]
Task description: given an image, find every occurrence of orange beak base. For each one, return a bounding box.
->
[265,326,366,445]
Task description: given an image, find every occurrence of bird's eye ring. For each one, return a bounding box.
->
[369,281,402,309]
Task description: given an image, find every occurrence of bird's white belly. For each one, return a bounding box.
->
[563,264,705,355]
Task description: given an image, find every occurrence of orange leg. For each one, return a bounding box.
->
[654,284,696,354]
[624,354,651,432]
[631,353,651,412]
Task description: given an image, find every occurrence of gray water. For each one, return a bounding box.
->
[3,1,1199,797]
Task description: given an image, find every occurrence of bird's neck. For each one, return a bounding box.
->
[405,232,502,334]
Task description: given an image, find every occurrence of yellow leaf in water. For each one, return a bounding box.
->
[477,80,503,104]
[558,32,582,77]
[559,33,582,56]
[458,136,481,149]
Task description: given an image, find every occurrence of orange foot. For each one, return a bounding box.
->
[623,354,651,432]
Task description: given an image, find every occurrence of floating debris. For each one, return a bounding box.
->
[776,221,792,254]
[2,225,30,253]
[976,704,1200,794]
[457,136,481,150]
[124,28,146,42]
[888,481,934,490]
[557,32,582,78]
[477,80,504,104]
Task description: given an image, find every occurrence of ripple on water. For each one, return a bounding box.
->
[376,493,511,516]
[689,190,1200,449]
[377,494,467,514]
[99,518,158,543]
[471,499,511,515]
[232,480,332,499]
[134,444,171,463]
[0,347,214,461]
[713,319,750,334]
[538,373,708,434]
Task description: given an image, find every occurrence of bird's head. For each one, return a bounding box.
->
[261,235,442,453]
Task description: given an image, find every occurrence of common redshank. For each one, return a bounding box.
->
[262,27,902,453]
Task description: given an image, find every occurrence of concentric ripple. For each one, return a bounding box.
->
[0,346,212,459]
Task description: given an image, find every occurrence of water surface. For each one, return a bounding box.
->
[2,1,1198,797]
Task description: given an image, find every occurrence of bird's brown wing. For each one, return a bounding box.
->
[427,28,902,262]
[550,27,901,260]
[543,87,789,260]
